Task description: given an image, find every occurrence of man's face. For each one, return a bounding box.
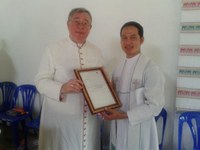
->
[67,12,92,44]
[120,26,144,58]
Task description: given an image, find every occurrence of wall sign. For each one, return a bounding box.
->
[179,45,200,56]
[182,0,200,10]
[181,22,200,33]
[177,87,200,99]
[178,66,200,78]
[176,1,200,111]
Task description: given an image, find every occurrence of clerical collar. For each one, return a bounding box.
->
[126,54,140,61]
[76,41,86,49]
[69,36,86,49]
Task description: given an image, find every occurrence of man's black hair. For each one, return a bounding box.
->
[120,21,144,38]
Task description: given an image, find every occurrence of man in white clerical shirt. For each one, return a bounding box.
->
[101,21,165,150]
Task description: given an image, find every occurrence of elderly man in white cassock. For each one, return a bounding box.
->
[101,21,165,150]
[35,8,103,150]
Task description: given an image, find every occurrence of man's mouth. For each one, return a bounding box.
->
[76,31,84,35]
[125,46,134,50]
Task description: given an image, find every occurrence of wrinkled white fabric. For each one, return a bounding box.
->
[111,54,165,150]
[35,38,103,150]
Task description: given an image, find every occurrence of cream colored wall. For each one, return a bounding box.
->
[0,0,182,149]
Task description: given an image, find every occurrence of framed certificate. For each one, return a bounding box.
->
[74,67,121,114]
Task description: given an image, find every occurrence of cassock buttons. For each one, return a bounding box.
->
[83,104,88,150]
[79,49,85,67]
[79,49,88,150]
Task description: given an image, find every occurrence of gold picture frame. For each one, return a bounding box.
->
[74,67,121,114]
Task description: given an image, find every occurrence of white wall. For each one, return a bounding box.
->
[0,0,182,149]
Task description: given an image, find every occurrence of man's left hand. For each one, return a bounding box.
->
[100,108,128,120]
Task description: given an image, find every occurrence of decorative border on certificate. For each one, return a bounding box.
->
[182,0,200,10]
[74,67,121,114]
[178,66,200,78]
[176,87,200,99]
[181,22,200,33]
[179,45,200,56]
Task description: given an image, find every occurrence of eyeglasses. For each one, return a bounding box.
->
[70,19,91,28]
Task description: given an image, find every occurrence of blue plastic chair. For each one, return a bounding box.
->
[15,85,37,120]
[24,108,41,150]
[0,81,17,112]
[155,108,167,150]
[0,84,37,149]
[178,111,200,150]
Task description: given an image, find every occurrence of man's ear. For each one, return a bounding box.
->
[66,21,69,28]
[141,37,144,44]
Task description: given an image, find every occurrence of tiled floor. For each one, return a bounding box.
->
[0,122,38,150]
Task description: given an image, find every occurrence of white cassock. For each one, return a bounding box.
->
[35,38,103,150]
[111,54,165,150]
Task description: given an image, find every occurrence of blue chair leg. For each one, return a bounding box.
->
[11,122,20,149]
[24,126,28,150]
[159,144,162,150]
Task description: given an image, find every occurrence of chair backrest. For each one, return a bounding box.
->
[13,84,37,119]
[0,81,17,110]
[155,108,167,150]
[178,111,200,150]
